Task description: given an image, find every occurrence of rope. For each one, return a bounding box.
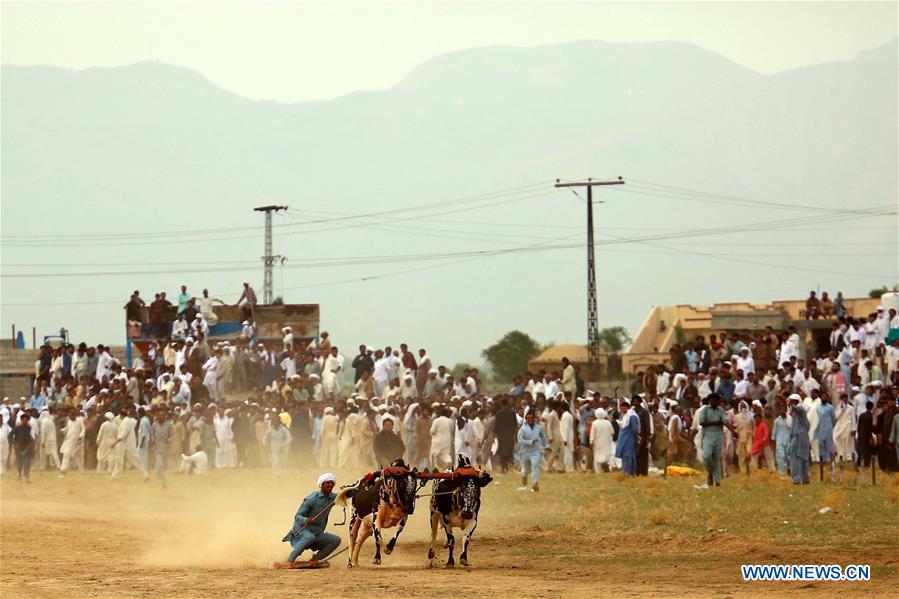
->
[415,491,455,498]
[290,499,337,536]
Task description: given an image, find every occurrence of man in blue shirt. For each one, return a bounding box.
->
[717,372,735,404]
[770,406,791,474]
[517,410,548,492]
[28,390,47,411]
[282,472,341,564]
[615,399,640,477]
[814,394,837,481]
[176,285,191,316]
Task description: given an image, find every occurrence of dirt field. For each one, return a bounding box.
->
[2,466,897,598]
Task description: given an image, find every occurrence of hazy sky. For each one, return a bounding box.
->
[1,1,896,368]
[2,1,897,102]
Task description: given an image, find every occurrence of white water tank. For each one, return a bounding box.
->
[880,291,899,314]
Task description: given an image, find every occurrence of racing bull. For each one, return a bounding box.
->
[335,459,427,568]
[427,454,493,568]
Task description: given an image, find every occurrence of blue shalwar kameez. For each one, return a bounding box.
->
[788,404,811,484]
[699,406,727,485]
[517,422,548,484]
[814,403,836,463]
[615,411,639,476]
[282,490,341,562]
[771,416,791,474]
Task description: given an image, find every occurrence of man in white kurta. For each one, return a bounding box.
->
[467,413,485,464]
[373,352,390,397]
[110,410,148,480]
[560,408,575,472]
[38,410,60,469]
[589,409,615,472]
[832,396,855,464]
[0,415,10,474]
[455,408,471,461]
[263,419,292,476]
[96,347,115,382]
[179,450,209,475]
[319,407,339,468]
[96,412,117,472]
[203,354,220,403]
[429,409,455,470]
[59,411,85,473]
[321,348,344,400]
[804,394,821,463]
[214,409,236,468]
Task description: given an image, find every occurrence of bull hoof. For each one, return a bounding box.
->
[445,561,455,568]
[373,558,381,566]
[347,562,354,569]
[427,549,435,560]
[460,558,469,567]
[385,541,395,555]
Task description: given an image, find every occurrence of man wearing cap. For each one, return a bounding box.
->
[282,473,341,564]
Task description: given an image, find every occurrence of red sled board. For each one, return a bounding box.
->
[272,560,328,570]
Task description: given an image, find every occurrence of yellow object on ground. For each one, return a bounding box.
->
[666,465,701,477]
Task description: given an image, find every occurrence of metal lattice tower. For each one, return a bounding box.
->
[554,178,625,382]
[254,205,287,304]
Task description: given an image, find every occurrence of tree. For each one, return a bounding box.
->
[481,330,541,382]
[594,326,632,353]
[868,283,898,298]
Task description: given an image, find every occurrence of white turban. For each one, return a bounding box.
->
[104,412,114,421]
[595,408,607,419]
[317,472,336,488]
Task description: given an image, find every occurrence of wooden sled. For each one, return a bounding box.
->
[272,560,330,570]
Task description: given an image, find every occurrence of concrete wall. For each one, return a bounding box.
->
[622,296,881,374]
[0,346,127,399]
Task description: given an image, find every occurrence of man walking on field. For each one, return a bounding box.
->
[110,407,148,480]
[59,409,85,474]
[152,410,173,487]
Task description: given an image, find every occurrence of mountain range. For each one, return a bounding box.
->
[2,39,896,365]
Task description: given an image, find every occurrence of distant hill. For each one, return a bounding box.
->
[2,39,896,362]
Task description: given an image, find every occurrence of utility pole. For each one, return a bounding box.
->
[554,177,624,382]
[254,204,288,304]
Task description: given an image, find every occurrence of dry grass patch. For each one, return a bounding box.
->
[647,508,671,526]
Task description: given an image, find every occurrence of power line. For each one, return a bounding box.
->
[3,206,893,278]
[622,177,864,213]
[1,180,553,243]
[0,189,558,247]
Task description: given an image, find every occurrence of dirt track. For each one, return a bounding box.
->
[2,468,896,598]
